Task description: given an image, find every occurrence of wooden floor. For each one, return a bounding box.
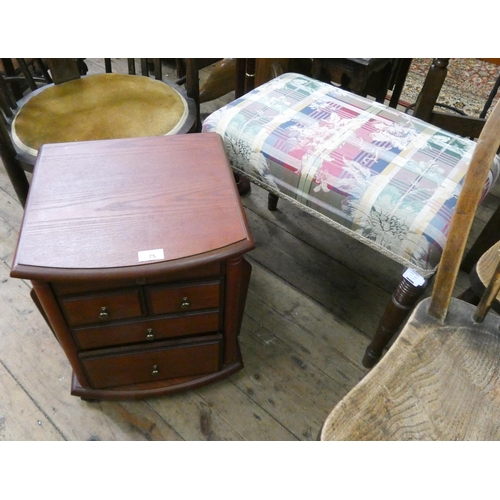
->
[0,59,497,440]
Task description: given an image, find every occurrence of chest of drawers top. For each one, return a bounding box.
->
[11,133,254,281]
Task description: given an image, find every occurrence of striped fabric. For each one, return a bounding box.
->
[202,73,500,276]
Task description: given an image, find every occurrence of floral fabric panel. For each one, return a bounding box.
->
[202,73,500,273]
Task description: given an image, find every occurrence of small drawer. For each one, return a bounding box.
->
[80,335,222,389]
[60,289,143,327]
[73,311,220,350]
[147,280,221,316]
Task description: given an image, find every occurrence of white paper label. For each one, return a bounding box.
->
[403,268,426,287]
[138,248,165,263]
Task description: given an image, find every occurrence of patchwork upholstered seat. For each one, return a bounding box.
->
[202,72,500,366]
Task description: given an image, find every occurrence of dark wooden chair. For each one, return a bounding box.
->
[0,58,202,207]
[0,58,53,98]
[321,100,500,441]
[411,58,499,138]
[410,58,500,272]
[233,58,412,109]
[310,58,411,107]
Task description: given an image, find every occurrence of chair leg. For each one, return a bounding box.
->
[388,58,412,108]
[413,58,450,122]
[362,270,429,368]
[0,120,29,207]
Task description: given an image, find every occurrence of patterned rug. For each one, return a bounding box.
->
[394,58,500,118]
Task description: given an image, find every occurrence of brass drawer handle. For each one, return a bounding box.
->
[146,328,154,340]
[99,306,109,320]
[152,364,159,375]
[180,297,190,310]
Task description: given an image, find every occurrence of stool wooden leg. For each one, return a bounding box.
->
[268,193,279,211]
[234,173,251,196]
[362,270,429,368]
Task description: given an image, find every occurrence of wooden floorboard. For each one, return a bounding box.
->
[0,59,497,440]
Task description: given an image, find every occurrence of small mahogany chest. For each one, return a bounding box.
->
[11,133,254,400]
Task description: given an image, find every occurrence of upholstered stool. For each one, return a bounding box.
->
[11,73,192,164]
[202,72,500,367]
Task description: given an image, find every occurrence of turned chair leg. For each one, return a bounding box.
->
[1,119,30,207]
[363,270,429,368]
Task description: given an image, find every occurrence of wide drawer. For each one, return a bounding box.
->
[73,311,220,350]
[147,280,221,316]
[52,261,222,295]
[60,289,143,327]
[80,335,222,389]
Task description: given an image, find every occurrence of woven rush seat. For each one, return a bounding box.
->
[202,72,500,367]
[12,72,189,160]
[203,72,500,277]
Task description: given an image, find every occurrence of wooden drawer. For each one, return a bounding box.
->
[147,280,221,316]
[73,311,220,350]
[52,261,222,295]
[60,289,143,327]
[80,335,222,389]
